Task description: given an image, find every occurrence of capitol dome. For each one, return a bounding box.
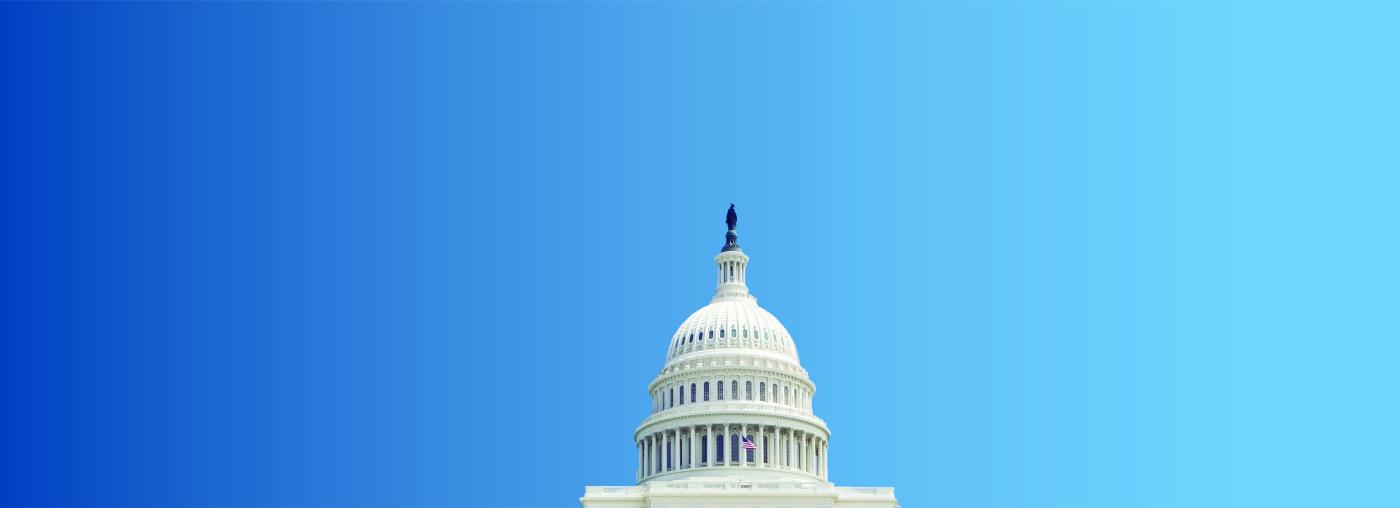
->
[633,205,829,484]
[582,205,899,508]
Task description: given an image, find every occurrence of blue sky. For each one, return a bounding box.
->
[2,2,1398,507]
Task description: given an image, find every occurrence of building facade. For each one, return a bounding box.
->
[581,208,899,508]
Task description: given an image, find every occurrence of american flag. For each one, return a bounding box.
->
[741,436,757,450]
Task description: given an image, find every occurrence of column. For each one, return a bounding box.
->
[793,432,801,472]
[637,441,643,480]
[792,432,798,471]
[773,429,781,469]
[757,426,766,467]
[822,440,829,479]
[709,426,718,466]
[805,434,812,473]
[805,435,813,474]
[738,424,746,467]
[807,434,813,473]
[777,428,785,469]
[725,424,733,465]
[797,432,805,472]
[690,427,698,468]
[784,429,791,469]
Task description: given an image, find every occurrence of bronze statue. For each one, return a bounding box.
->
[721,204,741,252]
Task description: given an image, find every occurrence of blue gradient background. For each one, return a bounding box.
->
[3,2,1398,507]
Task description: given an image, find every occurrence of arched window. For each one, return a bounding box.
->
[717,380,725,400]
[784,386,790,406]
[701,438,708,465]
[690,383,697,403]
[760,382,766,401]
[746,434,755,463]
[669,388,674,408]
[732,381,738,399]
[731,328,737,339]
[719,329,725,338]
[743,328,748,338]
[716,434,725,462]
[703,382,710,401]
[689,333,694,343]
[731,434,740,462]
[746,381,753,400]
[708,330,713,340]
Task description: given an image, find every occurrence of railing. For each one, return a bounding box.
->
[586,483,894,500]
[639,463,826,482]
[636,402,827,429]
[834,486,896,497]
[583,486,643,495]
[653,482,825,492]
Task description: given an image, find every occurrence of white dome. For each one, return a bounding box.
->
[588,206,897,508]
[634,208,830,486]
[667,298,799,363]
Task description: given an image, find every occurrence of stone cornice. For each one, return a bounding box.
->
[648,367,815,395]
[661,350,807,373]
[634,405,830,439]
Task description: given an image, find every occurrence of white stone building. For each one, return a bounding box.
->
[581,207,899,508]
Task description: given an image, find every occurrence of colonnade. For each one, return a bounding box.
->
[637,423,827,482]
[718,257,746,286]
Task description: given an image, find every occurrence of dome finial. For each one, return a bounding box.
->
[722,204,741,252]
